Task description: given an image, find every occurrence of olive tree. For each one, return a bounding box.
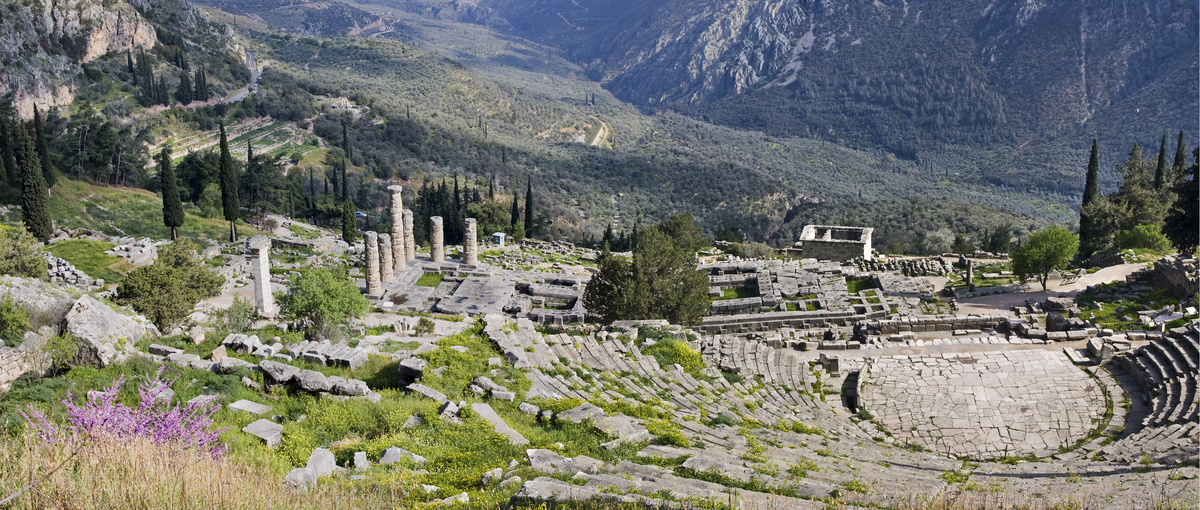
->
[1012,225,1079,291]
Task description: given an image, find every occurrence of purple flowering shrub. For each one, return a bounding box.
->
[22,366,229,458]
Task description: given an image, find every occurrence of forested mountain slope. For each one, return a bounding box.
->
[418,0,1197,194]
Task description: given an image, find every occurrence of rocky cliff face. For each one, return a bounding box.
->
[0,0,157,119]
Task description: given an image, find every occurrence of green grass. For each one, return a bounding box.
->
[21,179,265,243]
[845,277,874,294]
[287,224,322,240]
[46,239,127,283]
[415,273,445,287]
[716,287,756,301]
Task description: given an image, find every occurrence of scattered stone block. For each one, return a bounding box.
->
[148,344,182,356]
[354,451,372,470]
[242,419,283,447]
[229,399,271,415]
[481,467,504,485]
[380,446,427,465]
[294,370,332,392]
[471,403,529,445]
[215,356,257,374]
[518,402,540,415]
[306,448,337,478]
[283,467,316,490]
[407,383,448,403]
[399,357,428,381]
[259,360,300,384]
[333,379,370,396]
[557,403,605,424]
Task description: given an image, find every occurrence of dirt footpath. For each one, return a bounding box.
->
[955,263,1146,316]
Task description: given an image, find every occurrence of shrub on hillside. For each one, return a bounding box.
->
[0,295,32,348]
[1114,224,1172,253]
[278,266,370,339]
[0,226,46,280]
[115,240,223,330]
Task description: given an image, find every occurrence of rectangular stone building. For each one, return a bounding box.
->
[798,225,873,261]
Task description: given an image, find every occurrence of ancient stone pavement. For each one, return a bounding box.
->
[860,350,1105,459]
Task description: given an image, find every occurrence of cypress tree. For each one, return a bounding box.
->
[127,51,135,77]
[524,177,533,237]
[341,199,357,243]
[0,119,16,186]
[218,122,240,242]
[1172,131,1187,179]
[1082,139,1100,207]
[488,174,494,201]
[246,140,255,209]
[159,146,184,240]
[454,174,461,212]
[1153,134,1168,190]
[509,191,519,230]
[158,75,170,105]
[32,107,55,190]
[17,130,51,242]
[176,71,193,105]
[340,159,348,202]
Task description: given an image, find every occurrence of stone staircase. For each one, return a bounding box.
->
[1113,327,1199,428]
[1097,326,1199,464]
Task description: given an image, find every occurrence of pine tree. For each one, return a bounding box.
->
[1163,148,1198,254]
[218,122,240,242]
[1154,134,1168,190]
[159,146,183,240]
[17,130,51,242]
[524,177,533,238]
[32,107,55,190]
[1172,131,1188,179]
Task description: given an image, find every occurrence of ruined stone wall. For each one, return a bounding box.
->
[700,309,861,334]
[802,241,870,262]
[871,315,1007,335]
[1152,259,1198,298]
[0,347,45,392]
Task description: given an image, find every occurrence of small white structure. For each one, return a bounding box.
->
[492,232,506,248]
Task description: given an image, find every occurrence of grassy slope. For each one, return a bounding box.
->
[12,179,265,243]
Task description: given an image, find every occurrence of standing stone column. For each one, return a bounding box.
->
[248,236,276,317]
[388,185,406,269]
[403,210,416,262]
[365,231,382,296]
[463,218,478,265]
[379,233,394,283]
[430,216,444,263]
